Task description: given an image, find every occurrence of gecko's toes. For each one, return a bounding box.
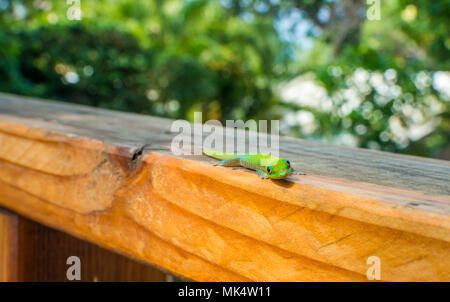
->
[292,170,306,175]
[257,171,269,179]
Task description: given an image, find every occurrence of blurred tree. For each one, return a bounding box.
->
[0,0,287,121]
[0,0,448,158]
[280,0,450,158]
[0,25,154,112]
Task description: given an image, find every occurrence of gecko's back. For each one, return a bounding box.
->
[203,149,280,170]
[202,148,244,160]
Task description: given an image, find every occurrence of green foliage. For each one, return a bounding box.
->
[288,0,450,157]
[0,0,448,158]
[0,25,154,112]
[0,0,285,122]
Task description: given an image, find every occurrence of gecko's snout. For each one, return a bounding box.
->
[268,169,289,180]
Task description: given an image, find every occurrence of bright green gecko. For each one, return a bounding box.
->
[203,149,305,180]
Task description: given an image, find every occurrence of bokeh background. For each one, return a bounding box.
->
[1,0,449,158]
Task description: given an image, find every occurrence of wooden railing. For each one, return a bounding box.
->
[0,92,449,281]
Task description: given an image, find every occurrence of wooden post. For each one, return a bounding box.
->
[0,209,18,281]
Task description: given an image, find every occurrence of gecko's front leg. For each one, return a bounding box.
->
[256,169,269,179]
[213,158,241,167]
[291,168,306,175]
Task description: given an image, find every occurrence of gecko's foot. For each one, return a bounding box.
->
[292,169,306,175]
[256,169,269,179]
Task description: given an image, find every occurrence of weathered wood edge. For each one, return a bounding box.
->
[0,119,448,280]
[0,92,448,199]
[0,93,449,281]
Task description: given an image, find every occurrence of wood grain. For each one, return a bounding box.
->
[0,92,449,281]
[15,216,168,282]
[0,209,18,281]
[0,209,168,281]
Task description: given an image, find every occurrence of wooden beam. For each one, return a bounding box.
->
[0,92,449,281]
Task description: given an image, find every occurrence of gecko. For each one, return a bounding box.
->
[203,149,305,179]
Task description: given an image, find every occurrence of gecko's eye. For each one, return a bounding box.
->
[267,166,271,174]
[286,160,290,166]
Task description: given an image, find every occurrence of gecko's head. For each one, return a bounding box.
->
[264,159,292,179]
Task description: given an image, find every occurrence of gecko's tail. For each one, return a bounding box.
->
[202,148,236,160]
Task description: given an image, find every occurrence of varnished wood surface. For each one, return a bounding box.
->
[0,92,449,281]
